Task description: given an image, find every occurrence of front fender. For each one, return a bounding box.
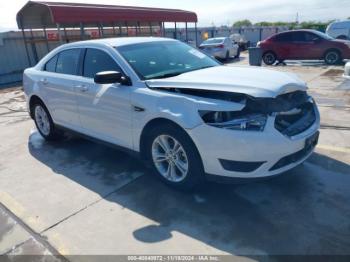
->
[131,87,245,151]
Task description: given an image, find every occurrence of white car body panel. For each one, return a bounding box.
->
[146,66,307,98]
[344,62,350,79]
[199,37,239,59]
[326,20,350,39]
[23,37,320,179]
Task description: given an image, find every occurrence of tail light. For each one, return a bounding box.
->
[216,44,224,48]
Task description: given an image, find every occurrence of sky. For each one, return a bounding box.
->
[1,0,350,32]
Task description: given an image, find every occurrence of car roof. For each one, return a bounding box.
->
[60,37,177,48]
[329,20,350,27]
[206,37,226,40]
[277,29,320,34]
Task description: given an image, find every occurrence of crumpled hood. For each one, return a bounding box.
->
[146,66,307,98]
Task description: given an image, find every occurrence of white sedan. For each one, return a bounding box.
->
[199,37,240,60]
[23,37,320,190]
[344,61,350,79]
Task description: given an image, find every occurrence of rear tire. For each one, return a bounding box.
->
[235,48,241,59]
[145,123,204,191]
[225,50,230,61]
[263,51,277,65]
[32,102,63,141]
[324,50,342,65]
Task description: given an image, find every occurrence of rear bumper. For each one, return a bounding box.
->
[203,49,226,59]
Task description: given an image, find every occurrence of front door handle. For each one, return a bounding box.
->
[76,85,88,92]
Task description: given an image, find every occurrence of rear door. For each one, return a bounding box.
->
[39,48,83,129]
[75,48,133,148]
[272,32,294,59]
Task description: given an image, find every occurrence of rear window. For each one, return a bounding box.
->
[202,38,224,44]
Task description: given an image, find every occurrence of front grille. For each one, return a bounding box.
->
[274,101,316,137]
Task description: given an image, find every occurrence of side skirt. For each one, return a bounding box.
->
[55,124,142,160]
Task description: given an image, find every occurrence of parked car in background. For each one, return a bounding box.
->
[230,33,250,50]
[344,62,350,79]
[23,37,320,190]
[258,29,350,65]
[326,20,350,40]
[199,37,239,60]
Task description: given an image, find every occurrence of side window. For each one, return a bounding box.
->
[292,32,306,42]
[304,33,320,42]
[83,49,121,78]
[44,55,58,72]
[275,33,293,42]
[56,49,81,75]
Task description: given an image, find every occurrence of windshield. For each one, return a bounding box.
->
[116,41,220,80]
[312,30,334,40]
[202,38,225,45]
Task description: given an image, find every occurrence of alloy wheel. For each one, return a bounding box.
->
[34,105,50,136]
[151,135,189,182]
[325,51,339,65]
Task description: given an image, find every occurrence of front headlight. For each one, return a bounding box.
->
[199,111,267,131]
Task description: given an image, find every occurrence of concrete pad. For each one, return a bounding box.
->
[0,207,31,254]
[0,120,142,233]
[43,158,350,257]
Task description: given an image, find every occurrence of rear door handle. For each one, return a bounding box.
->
[76,85,89,92]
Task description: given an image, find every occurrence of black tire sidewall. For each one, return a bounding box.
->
[325,50,341,65]
[263,52,276,65]
[145,124,204,190]
[225,50,230,60]
[236,48,241,58]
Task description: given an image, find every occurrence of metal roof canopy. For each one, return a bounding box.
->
[17,1,198,29]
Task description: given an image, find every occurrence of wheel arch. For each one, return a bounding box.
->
[324,48,342,58]
[139,117,198,160]
[28,95,46,119]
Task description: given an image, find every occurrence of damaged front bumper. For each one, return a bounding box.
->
[187,103,320,178]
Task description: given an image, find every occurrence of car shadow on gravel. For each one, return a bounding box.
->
[28,130,350,256]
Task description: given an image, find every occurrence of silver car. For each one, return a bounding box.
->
[344,61,350,79]
[199,37,240,60]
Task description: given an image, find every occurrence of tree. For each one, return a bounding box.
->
[233,19,252,27]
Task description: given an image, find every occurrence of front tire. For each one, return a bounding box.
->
[145,123,204,190]
[324,50,342,65]
[33,102,62,141]
[263,51,277,65]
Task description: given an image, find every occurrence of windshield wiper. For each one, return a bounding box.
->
[148,65,217,80]
[148,72,184,80]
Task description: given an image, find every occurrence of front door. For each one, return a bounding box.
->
[75,48,133,149]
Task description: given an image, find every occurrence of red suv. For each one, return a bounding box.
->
[258,29,350,65]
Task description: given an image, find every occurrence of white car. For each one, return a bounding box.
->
[344,62,350,79]
[326,20,350,40]
[23,37,320,190]
[199,37,240,60]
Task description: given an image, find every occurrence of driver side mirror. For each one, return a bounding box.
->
[94,71,132,85]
